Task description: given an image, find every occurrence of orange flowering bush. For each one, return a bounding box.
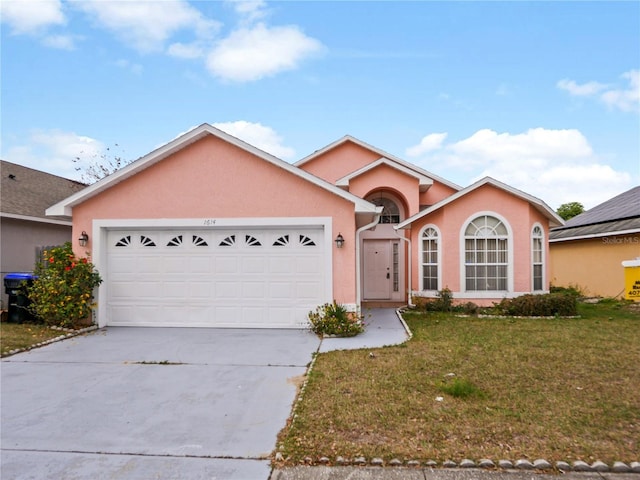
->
[27,242,102,328]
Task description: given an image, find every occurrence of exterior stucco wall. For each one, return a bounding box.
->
[72,135,359,305]
[419,182,458,207]
[299,141,380,185]
[1,217,72,308]
[549,233,640,298]
[348,164,420,216]
[408,184,551,304]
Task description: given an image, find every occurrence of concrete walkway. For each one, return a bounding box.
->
[319,307,410,353]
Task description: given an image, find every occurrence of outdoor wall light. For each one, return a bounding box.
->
[335,233,345,249]
[78,231,89,247]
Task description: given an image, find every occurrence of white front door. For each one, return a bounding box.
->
[363,239,392,299]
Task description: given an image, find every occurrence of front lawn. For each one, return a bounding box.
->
[276,301,639,465]
[1,321,65,357]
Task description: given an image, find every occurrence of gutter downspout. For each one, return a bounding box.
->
[394,226,413,307]
[355,210,382,311]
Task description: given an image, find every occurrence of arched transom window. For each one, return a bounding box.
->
[370,197,400,224]
[421,227,439,291]
[464,215,509,291]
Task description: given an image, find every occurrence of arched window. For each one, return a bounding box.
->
[421,227,439,290]
[370,197,400,224]
[464,215,509,291]
[531,225,544,291]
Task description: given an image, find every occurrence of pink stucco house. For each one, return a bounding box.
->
[47,124,563,328]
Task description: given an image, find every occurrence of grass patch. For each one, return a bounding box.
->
[1,321,64,356]
[438,377,485,399]
[277,300,640,465]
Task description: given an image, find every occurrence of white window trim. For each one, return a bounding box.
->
[531,222,545,292]
[419,224,441,292]
[459,211,514,293]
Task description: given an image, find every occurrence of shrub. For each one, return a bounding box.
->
[550,284,583,298]
[27,242,102,328]
[496,293,577,317]
[423,288,454,312]
[308,301,365,337]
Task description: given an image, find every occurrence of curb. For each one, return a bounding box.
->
[2,324,99,357]
[283,457,640,473]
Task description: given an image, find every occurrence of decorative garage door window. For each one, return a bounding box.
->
[112,231,320,249]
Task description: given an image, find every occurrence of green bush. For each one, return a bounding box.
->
[27,242,102,328]
[496,293,577,317]
[308,301,365,337]
[550,284,583,298]
[423,288,454,312]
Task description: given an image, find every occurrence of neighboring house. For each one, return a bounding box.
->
[549,186,640,298]
[46,124,563,329]
[1,160,86,308]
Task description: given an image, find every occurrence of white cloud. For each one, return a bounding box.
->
[0,0,66,34]
[406,133,448,157]
[41,33,76,50]
[226,0,268,24]
[206,23,324,82]
[213,121,295,159]
[558,70,640,113]
[4,129,105,180]
[556,79,607,96]
[601,69,639,113]
[73,0,219,53]
[410,128,633,209]
[167,42,204,59]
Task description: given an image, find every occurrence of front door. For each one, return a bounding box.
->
[363,239,392,299]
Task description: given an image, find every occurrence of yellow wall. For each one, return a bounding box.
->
[549,233,640,297]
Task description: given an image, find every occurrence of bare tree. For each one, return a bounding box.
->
[73,144,133,184]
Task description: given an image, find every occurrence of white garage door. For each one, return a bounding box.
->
[106,227,327,328]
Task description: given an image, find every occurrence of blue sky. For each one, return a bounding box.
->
[2,0,638,210]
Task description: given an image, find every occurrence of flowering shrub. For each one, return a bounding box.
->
[308,301,365,337]
[27,242,102,328]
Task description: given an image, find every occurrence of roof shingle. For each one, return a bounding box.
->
[1,160,85,222]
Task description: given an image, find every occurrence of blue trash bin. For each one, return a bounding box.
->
[4,273,38,323]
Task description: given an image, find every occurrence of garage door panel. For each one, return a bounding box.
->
[296,256,321,273]
[215,256,239,274]
[297,281,322,300]
[107,227,327,328]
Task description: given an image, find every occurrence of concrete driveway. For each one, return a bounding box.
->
[1,327,320,480]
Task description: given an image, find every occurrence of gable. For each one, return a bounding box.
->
[47,124,377,218]
[73,134,360,220]
[398,177,563,230]
[298,140,381,185]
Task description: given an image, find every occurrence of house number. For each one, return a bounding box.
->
[203,219,217,226]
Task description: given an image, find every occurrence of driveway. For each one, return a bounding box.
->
[1,327,320,480]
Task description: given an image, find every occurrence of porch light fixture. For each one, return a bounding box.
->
[335,233,345,249]
[78,231,89,247]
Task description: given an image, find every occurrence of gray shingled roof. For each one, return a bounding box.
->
[550,186,640,241]
[1,160,86,222]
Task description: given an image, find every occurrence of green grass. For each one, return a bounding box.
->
[1,321,64,356]
[276,300,640,465]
